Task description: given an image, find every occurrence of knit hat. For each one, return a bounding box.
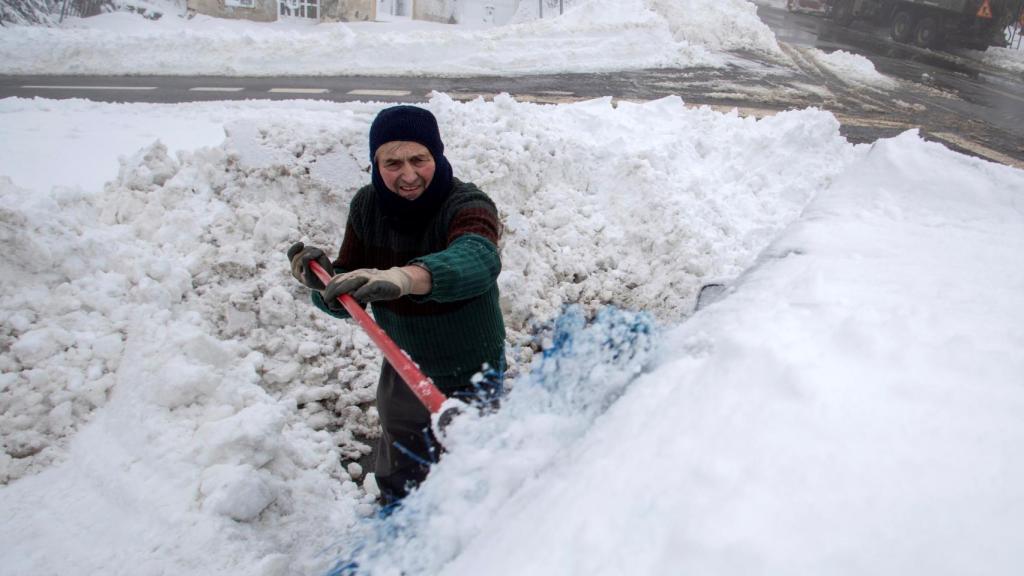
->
[369,105,445,163]
[368,105,454,228]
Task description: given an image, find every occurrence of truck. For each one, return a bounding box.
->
[824,0,1023,50]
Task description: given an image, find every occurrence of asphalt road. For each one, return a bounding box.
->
[1,5,1021,167]
[759,5,1024,166]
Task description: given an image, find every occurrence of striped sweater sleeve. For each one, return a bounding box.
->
[410,193,502,303]
[410,234,500,303]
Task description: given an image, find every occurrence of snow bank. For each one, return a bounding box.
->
[419,131,1024,575]
[980,45,1024,75]
[0,0,787,76]
[0,94,854,574]
[0,97,228,193]
[814,49,898,89]
[647,0,782,55]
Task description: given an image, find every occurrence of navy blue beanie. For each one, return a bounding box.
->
[369,106,454,227]
[369,105,445,163]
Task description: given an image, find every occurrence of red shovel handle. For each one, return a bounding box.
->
[309,260,447,414]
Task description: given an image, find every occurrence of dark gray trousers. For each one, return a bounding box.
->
[373,358,505,503]
[374,362,436,503]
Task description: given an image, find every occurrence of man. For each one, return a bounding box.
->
[287,105,506,503]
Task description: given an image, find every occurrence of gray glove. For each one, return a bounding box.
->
[322,267,413,306]
[287,242,332,290]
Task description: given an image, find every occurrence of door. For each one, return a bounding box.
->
[280,0,319,19]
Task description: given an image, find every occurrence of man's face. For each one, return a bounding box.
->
[376,141,436,201]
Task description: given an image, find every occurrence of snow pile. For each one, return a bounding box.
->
[0,94,855,574]
[444,95,853,328]
[0,93,852,482]
[0,0,788,76]
[367,133,1024,575]
[980,44,1024,75]
[0,98,229,193]
[814,49,899,89]
[647,0,782,55]
[0,169,366,574]
[0,99,359,483]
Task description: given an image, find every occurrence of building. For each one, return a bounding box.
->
[186,0,520,24]
[186,0,376,23]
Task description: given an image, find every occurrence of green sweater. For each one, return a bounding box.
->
[312,179,506,392]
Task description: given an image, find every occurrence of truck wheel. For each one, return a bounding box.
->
[913,16,942,49]
[832,0,855,26]
[891,10,915,43]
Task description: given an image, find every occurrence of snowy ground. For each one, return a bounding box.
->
[2,1,1024,575]
[0,0,781,76]
[3,0,1018,81]
[0,93,843,574]
[2,0,1019,78]
[3,92,1023,576]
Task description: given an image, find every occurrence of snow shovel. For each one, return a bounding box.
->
[308,260,448,414]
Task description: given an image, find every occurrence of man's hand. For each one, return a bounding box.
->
[287,242,332,290]
[323,267,413,306]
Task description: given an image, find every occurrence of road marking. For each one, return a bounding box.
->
[268,88,329,94]
[347,89,412,97]
[704,104,781,118]
[190,87,245,92]
[22,85,157,91]
[445,91,590,105]
[834,115,914,129]
[930,132,1024,170]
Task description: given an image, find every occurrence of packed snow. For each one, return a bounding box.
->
[812,48,898,89]
[3,91,1024,575]
[396,129,1024,576]
[0,92,846,573]
[980,44,1024,74]
[2,1,1024,575]
[3,0,1020,79]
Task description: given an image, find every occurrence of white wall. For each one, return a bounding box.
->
[410,0,521,25]
[457,0,519,24]
[377,0,412,17]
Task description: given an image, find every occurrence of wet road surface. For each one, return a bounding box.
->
[757,4,1023,166]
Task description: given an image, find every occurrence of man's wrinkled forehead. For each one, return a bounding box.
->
[375,141,433,163]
